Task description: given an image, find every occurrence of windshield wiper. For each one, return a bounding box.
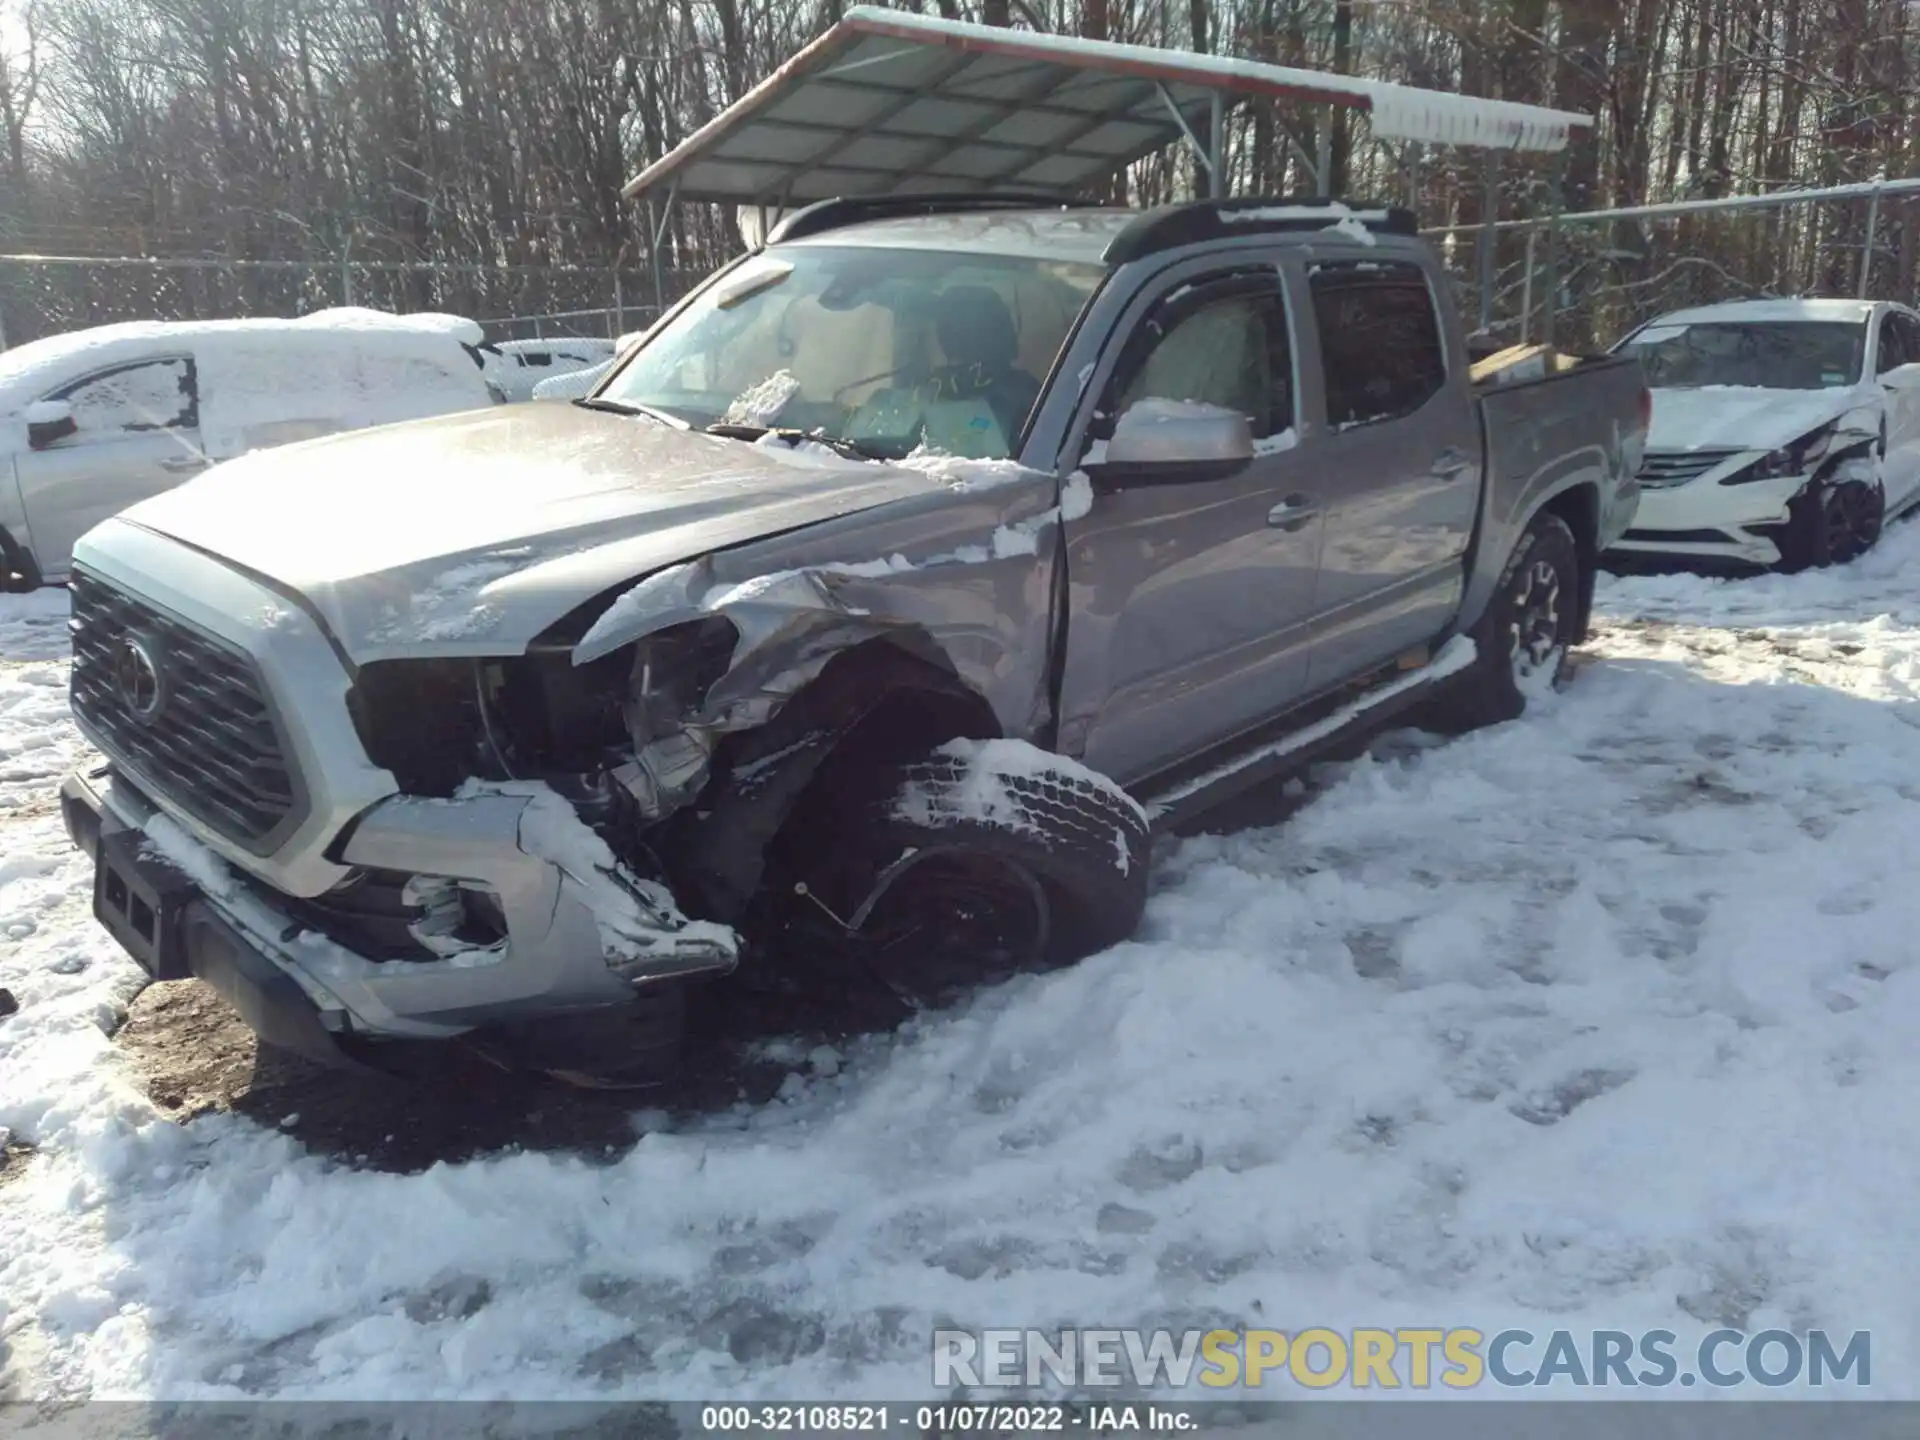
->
[704,422,882,462]
[574,397,683,427]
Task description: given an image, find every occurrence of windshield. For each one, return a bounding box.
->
[599,245,1105,460]
[1618,320,1866,390]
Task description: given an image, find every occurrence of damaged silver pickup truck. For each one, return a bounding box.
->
[58,195,1647,1081]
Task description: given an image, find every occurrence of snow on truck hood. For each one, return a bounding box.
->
[104,403,956,662]
[1646,383,1877,453]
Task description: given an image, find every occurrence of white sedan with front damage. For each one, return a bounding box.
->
[1605,298,1920,571]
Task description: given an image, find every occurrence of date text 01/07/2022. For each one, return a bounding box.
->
[695,1404,1199,1433]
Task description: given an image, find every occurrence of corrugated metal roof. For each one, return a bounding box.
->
[623,6,1592,207]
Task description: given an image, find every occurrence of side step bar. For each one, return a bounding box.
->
[1138,636,1478,833]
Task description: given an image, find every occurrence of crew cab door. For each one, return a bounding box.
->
[1294,256,1482,691]
[1872,308,1920,508]
[14,354,207,578]
[1055,259,1323,787]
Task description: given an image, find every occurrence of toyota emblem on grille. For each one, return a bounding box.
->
[114,633,168,725]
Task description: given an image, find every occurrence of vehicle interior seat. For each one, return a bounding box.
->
[930,285,1044,439]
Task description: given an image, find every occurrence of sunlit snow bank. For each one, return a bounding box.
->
[6,526,1920,1399]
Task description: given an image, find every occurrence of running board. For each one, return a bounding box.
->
[1138,635,1478,833]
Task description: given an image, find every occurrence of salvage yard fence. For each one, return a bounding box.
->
[6,180,1920,358]
[1429,176,1920,351]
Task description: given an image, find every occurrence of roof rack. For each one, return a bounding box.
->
[1104,196,1419,265]
[765,192,1106,246]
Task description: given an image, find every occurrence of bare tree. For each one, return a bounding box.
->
[2,0,1917,342]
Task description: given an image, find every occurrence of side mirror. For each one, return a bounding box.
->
[1884,361,1920,389]
[25,400,76,450]
[1088,400,1256,486]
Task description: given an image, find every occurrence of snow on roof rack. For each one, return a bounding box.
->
[621,6,1592,210]
[1104,197,1418,264]
[764,192,1105,245]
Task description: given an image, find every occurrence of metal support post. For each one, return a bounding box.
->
[1520,227,1538,343]
[1860,177,1884,300]
[1475,150,1498,334]
[1208,92,1227,199]
[648,177,680,313]
[1315,107,1334,198]
[1542,150,1565,347]
[1155,83,1215,199]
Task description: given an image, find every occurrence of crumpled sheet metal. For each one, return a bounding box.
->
[574,481,1065,752]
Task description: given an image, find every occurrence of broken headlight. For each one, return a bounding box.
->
[1722,425,1834,484]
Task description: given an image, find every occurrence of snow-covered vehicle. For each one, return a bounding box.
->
[481,336,619,402]
[57,194,1646,1081]
[0,309,497,590]
[1606,298,1920,570]
[529,332,649,401]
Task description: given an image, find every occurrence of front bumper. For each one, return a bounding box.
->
[62,765,739,1053]
[1604,469,1811,567]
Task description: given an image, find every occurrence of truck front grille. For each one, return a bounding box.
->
[69,570,303,849]
[1636,448,1742,488]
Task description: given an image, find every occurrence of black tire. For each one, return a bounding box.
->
[1777,472,1884,573]
[0,527,40,594]
[1428,511,1581,733]
[812,743,1152,1005]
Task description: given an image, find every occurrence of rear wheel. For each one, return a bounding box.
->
[1427,511,1580,732]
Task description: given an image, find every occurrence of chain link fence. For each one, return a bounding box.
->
[1426,178,1920,352]
[0,256,705,350]
[15,184,1918,360]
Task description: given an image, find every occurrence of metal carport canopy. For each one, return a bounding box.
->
[621,5,1592,209]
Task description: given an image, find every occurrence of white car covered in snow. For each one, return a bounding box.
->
[1607,297,1920,570]
[482,336,619,402]
[0,308,497,590]
[528,331,648,401]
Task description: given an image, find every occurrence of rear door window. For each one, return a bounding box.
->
[1308,261,1447,429]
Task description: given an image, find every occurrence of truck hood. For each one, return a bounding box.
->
[115,403,951,662]
[1645,383,1879,453]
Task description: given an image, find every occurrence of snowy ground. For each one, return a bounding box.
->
[5,533,1920,1403]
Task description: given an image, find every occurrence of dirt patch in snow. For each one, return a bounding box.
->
[0,1137,33,1190]
[114,984,667,1172]
[111,975,899,1175]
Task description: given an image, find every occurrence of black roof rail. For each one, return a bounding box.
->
[1103,195,1419,265]
[764,191,1105,245]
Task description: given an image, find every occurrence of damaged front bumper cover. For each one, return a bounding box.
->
[60,766,739,1066]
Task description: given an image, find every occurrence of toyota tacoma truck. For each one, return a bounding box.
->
[57,195,1647,1082]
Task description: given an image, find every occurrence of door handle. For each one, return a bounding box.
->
[1267,494,1318,531]
[160,455,208,474]
[1431,447,1474,479]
